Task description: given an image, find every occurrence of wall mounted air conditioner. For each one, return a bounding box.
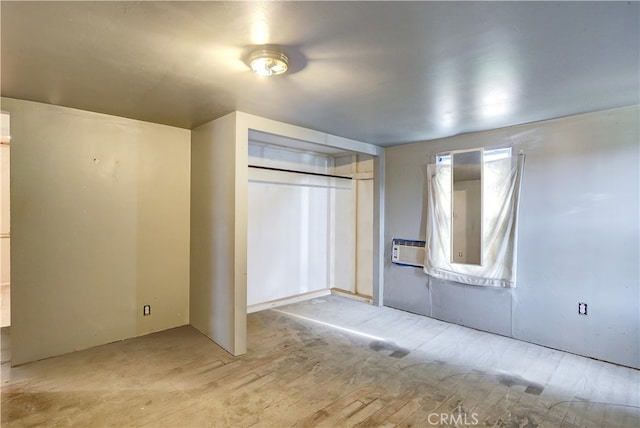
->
[391,239,426,268]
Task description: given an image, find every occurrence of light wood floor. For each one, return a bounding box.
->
[2,295,639,427]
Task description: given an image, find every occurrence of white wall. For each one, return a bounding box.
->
[190,112,246,356]
[335,154,379,302]
[246,140,376,307]
[1,112,10,328]
[355,179,374,296]
[384,106,639,368]
[4,98,191,365]
[247,168,353,306]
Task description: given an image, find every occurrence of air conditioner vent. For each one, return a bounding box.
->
[391,239,426,268]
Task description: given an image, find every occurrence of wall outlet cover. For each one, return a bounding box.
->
[578,302,588,315]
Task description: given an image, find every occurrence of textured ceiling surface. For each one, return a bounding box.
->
[1,1,638,146]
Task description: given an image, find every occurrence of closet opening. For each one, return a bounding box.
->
[247,130,375,313]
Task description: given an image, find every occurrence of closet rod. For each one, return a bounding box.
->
[248,165,352,180]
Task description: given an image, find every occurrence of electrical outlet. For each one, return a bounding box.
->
[578,302,588,316]
[143,305,151,316]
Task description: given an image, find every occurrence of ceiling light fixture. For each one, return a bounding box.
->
[248,48,288,77]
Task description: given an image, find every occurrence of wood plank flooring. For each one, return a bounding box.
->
[2,295,639,427]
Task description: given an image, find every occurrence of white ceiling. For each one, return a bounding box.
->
[1,1,638,146]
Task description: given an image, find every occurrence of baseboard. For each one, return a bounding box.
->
[330,288,373,304]
[247,289,332,314]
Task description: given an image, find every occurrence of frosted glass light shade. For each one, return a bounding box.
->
[249,49,288,77]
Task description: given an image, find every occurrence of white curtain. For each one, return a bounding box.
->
[424,155,524,287]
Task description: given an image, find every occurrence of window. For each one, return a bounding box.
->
[424,146,524,287]
[436,147,512,165]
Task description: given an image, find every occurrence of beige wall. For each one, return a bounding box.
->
[4,98,190,365]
